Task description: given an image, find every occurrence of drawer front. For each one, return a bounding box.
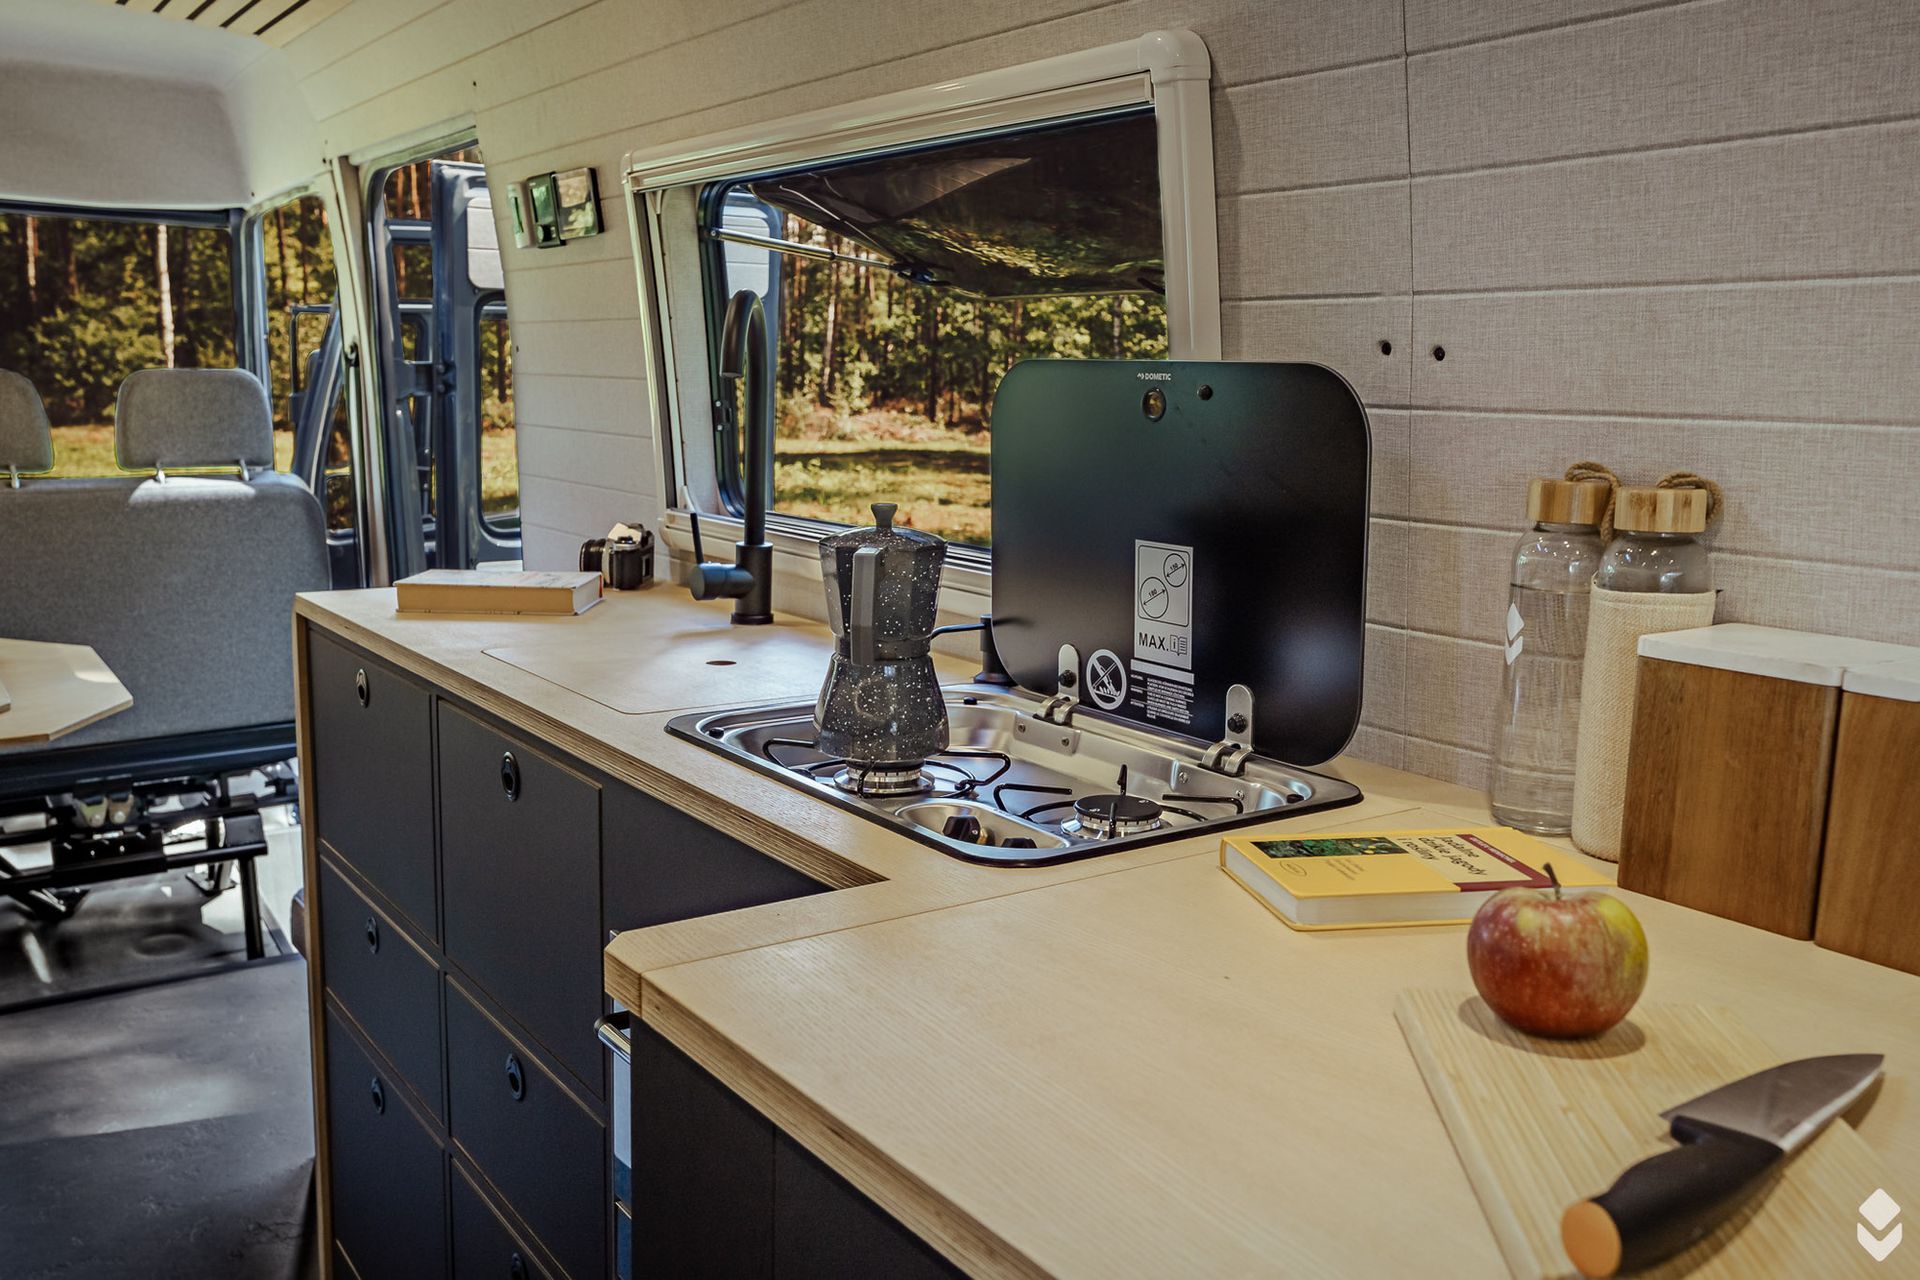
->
[447,981,606,1280]
[452,1160,556,1280]
[439,703,602,1089]
[603,781,826,933]
[309,632,437,937]
[324,1007,448,1280]
[319,859,444,1120]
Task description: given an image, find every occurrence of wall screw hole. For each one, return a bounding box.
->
[1378,340,1393,356]
[706,659,736,666]
[1432,345,1447,361]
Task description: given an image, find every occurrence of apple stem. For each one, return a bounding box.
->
[1545,862,1562,900]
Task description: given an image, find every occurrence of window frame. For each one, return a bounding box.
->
[622,30,1220,601]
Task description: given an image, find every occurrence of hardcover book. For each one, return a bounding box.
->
[395,569,602,616]
[1220,827,1611,931]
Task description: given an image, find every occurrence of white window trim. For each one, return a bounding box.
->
[620,30,1219,625]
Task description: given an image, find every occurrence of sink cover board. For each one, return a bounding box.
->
[990,359,1369,766]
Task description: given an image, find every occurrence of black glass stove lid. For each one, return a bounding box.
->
[989,359,1370,766]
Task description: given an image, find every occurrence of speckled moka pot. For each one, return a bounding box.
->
[816,503,949,765]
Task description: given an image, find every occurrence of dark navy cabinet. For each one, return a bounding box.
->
[301,627,830,1279]
[629,1021,966,1279]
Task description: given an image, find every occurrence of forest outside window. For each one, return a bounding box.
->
[0,207,237,475]
[702,110,1169,549]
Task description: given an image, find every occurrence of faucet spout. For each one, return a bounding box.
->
[683,289,775,624]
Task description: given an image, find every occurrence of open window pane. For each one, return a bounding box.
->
[707,112,1168,548]
[0,211,234,475]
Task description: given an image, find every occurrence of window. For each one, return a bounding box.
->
[261,191,352,530]
[0,208,235,475]
[703,111,1169,548]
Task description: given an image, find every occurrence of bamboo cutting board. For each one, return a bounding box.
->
[1396,989,1909,1278]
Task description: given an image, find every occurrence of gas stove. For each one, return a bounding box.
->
[666,684,1361,866]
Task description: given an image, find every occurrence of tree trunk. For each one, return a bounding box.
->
[1110,296,1123,357]
[924,301,941,422]
[23,216,37,319]
[155,224,175,368]
[819,240,840,407]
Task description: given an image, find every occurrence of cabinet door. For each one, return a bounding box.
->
[631,1020,774,1278]
[308,632,438,937]
[439,702,602,1090]
[451,1159,556,1280]
[319,859,444,1120]
[446,981,607,1280]
[774,1134,966,1280]
[324,1007,448,1280]
[602,782,826,933]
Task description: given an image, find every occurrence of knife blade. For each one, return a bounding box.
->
[1561,1053,1883,1277]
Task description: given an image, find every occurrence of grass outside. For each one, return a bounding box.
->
[774,404,992,545]
[47,424,521,517]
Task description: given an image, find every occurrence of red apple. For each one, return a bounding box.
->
[1466,867,1648,1038]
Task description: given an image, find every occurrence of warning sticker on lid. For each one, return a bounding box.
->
[1131,540,1194,726]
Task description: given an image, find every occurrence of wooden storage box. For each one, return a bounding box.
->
[1617,626,1917,938]
[1814,655,1920,976]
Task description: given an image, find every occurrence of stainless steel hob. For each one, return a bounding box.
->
[666,683,1361,867]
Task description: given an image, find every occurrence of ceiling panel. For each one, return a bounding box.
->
[86,0,355,46]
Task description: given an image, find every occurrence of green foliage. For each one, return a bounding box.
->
[0,215,235,425]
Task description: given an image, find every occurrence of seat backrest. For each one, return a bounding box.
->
[0,369,55,486]
[0,369,329,752]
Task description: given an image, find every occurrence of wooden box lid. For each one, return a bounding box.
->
[1636,623,1919,687]
[1843,653,1920,702]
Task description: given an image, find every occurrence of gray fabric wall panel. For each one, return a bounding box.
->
[1219,185,1412,298]
[1216,60,1411,195]
[1408,413,1920,570]
[1404,0,1691,52]
[1412,282,1920,422]
[0,474,329,750]
[1367,519,1410,627]
[0,370,53,473]
[1223,298,1412,408]
[1413,121,1920,291]
[1408,0,1920,173]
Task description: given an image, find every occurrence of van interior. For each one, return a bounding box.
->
[2,2,1918,1278]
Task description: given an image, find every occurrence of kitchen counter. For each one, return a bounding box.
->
[296,587,1920,1277]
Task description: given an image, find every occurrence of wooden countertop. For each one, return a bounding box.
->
[296,588,1920,1278]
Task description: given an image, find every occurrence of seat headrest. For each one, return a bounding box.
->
[0,370,54,476]
[116,369,274,473]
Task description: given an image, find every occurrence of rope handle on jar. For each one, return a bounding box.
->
[1564,462,1722,544]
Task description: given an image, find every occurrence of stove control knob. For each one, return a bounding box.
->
[941,814,984,843]
[1002,837,1038,850]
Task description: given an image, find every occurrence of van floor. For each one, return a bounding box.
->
[0,956,318,1279]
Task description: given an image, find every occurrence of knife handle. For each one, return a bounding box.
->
[1561,1116,1784,1277]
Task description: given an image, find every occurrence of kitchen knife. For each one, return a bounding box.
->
[1560,1053,1883,1277]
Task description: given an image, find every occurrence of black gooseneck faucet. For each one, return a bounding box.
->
[685,289,775,624]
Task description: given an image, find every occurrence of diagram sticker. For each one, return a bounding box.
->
[1131,540,1195,727]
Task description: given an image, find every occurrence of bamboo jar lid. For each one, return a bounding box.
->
[1527,478,1610,525]
[1615,486,1709,533]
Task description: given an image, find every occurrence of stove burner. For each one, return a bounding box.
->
[1063,792,1165,839]
[832,763,933,798]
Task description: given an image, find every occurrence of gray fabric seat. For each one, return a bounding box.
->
[0,369,55,486]
[0,369,329,752]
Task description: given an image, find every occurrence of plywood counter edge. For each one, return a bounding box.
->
[293,595,884,893]
[643,981,1049,1280]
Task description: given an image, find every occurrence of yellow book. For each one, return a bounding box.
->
[1219,827,1612,931]
[395,569,602,616]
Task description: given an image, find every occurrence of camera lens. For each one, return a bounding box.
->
[1142,388,1166,420]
